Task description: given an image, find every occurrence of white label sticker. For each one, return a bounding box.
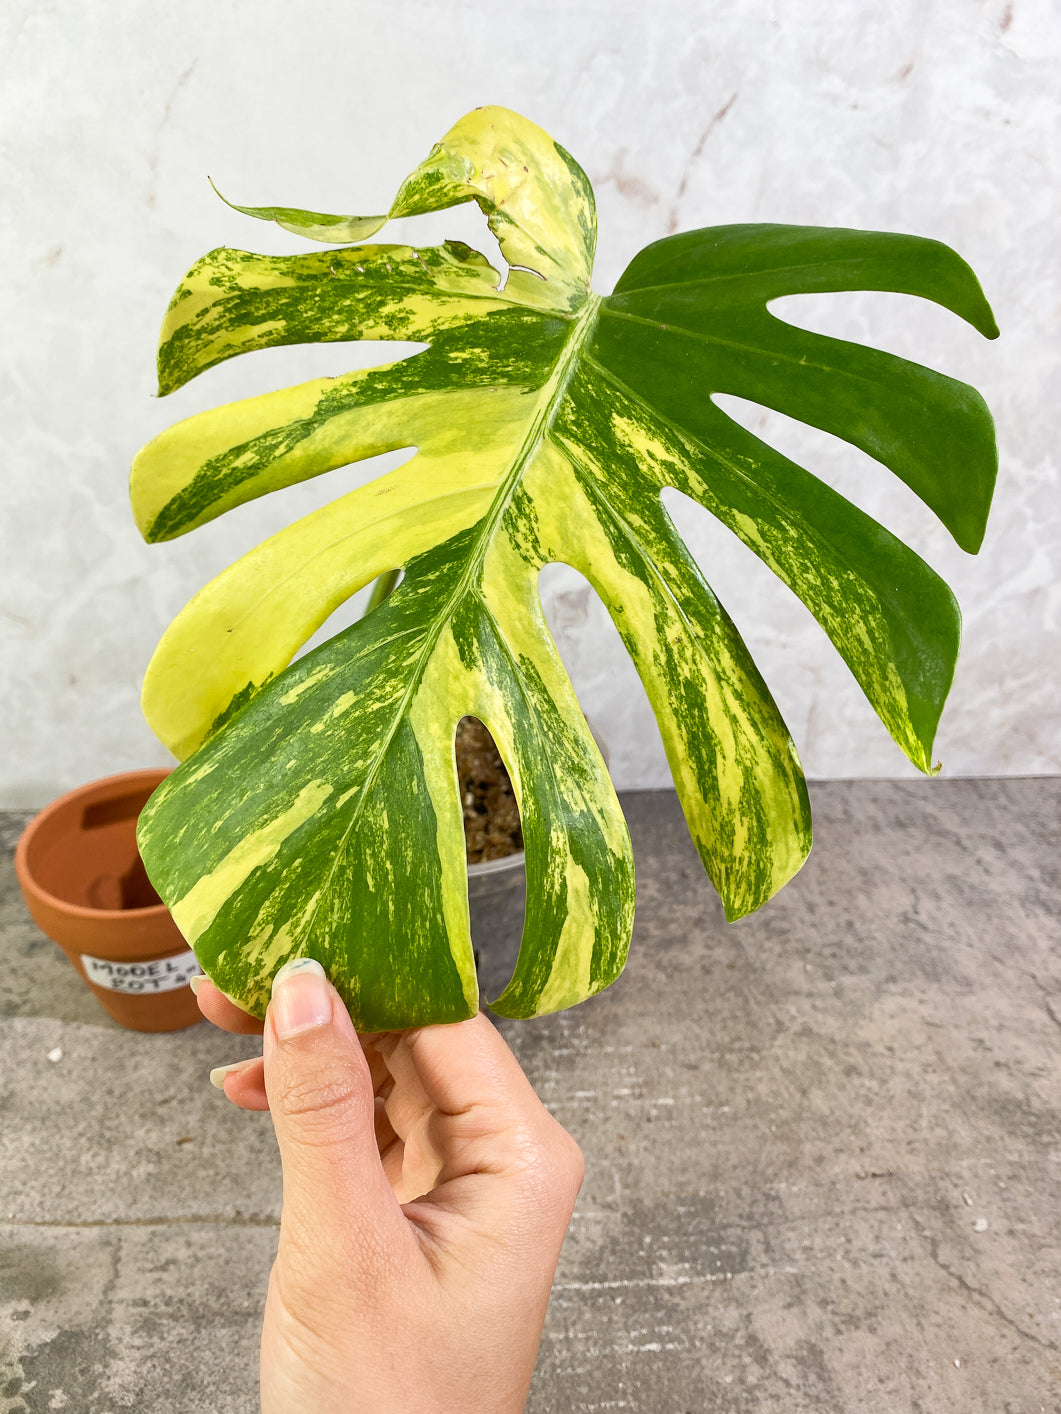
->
[80,949,199,995]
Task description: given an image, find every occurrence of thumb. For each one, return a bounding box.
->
[263,958,404,1264]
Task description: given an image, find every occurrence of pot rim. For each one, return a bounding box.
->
[467,848,525,878]
[15,768,174,924]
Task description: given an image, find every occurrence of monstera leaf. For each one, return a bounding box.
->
[131,106,998,1029]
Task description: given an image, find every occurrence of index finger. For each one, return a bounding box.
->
[193,975,266,1036]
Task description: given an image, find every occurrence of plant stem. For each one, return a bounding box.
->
[365,568,401,614]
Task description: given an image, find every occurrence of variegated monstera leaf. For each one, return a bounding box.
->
[132,106,998,1030]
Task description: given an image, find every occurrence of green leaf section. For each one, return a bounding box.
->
[132,106,998,1027]
[609,225,998,553]
[208,178,389,245]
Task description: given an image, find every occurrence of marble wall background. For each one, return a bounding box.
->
[2,0,1058,806]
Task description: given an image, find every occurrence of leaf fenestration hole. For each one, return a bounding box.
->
[386,202,510,294]
[768,289,976,377]
[457,716,527,1008]
[658,482,910,778]
[455,716,522,864]
[709,390,952,553]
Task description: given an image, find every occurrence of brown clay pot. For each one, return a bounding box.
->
[15,769,201,1032]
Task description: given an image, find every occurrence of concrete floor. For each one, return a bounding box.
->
[1,780,1059,1412]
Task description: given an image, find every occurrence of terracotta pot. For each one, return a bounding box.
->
[15,770,201,1032]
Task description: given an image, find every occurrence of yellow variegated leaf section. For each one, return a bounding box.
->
[139,384,531,758]
[389,106,596,310]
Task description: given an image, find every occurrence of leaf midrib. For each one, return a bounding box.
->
[304,291,604,932]
[601,303,850,380]
[207,478,505,644]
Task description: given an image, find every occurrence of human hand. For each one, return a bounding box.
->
[196,960,584,1414]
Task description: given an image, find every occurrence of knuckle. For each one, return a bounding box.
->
[547,1126,586,1195]
[274,1065,367,1144]
[561,1131,586,1188]
[518,1115,585,1200]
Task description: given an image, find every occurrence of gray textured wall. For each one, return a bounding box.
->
[2,0,1057,805]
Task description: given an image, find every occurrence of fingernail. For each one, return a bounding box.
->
[189,975,206,996]
[209,1059,253,1090]
[271,957,332,1039]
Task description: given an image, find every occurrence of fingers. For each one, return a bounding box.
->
[255,998,583,1414]
[374,1094,409,1193]
[202,966,582,1247]
[380,1013,584,1193]
[197,975,267,1109]
[263,959,415,1272]
[374,1013,513,1126]
[378,1013,546,1157]
[193,975,266,1035]
[371,1015,583,1284]
[209,1056,269,1110]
